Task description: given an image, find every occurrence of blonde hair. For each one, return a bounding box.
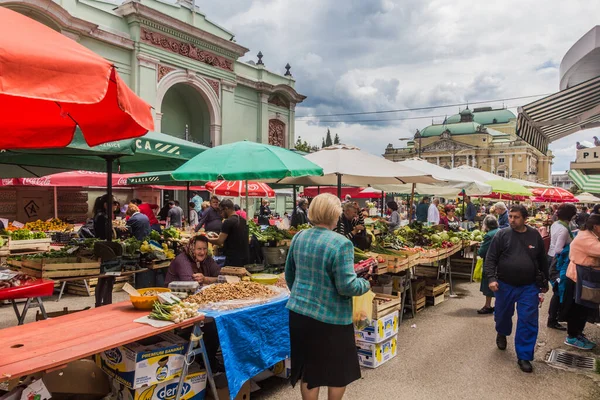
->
[126,203,140,216]
[308,193,341,226]
[201,201,210,210]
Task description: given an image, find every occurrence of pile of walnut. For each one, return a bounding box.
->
[187,281,276,305]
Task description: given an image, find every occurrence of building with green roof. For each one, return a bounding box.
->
[384,107,553,185]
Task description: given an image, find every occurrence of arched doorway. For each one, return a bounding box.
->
[161,83,211,146]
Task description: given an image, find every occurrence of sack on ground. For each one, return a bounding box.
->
[473,257,483,282]
[353,290,376,330]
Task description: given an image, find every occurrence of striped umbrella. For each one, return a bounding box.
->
[569,169,600,193]
[205,181,275,198]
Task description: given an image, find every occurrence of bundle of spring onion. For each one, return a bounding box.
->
[149,300,199,324]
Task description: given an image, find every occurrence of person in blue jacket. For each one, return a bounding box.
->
[494,202,509,229]
[477,215,500,314]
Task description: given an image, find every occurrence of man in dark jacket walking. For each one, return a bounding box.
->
[484,205,549,373]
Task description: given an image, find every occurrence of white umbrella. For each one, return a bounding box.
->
[576,192,600,203]
[279,145,438,187]
[372,158,492,196]
[453,165,551,189]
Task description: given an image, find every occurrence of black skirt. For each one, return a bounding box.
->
[289,310,361,389]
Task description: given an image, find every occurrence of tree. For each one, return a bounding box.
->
[322,138,326,148]
[334,133,340,144]
[325,129,333,147]
[568,184,581,196]
[294,136,313,153]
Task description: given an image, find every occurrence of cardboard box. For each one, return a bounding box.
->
[356,335,397,368]
[252,358,291,383]
[113,366,207,400]
[355,311,398,343]
[96,332,189,389]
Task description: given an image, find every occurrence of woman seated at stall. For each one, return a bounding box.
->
[385,201,401,231]
[440,205,461,231]
[164,235,221,286]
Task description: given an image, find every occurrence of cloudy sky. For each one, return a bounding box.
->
[199,0,600,172]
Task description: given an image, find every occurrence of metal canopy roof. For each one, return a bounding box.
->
[516,75,600,154]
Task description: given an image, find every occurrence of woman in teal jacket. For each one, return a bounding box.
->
[477,215,499,314]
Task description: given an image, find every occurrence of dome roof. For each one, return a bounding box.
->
[459,108,473,116]
[420,122,482,137]
[446,108,516,125]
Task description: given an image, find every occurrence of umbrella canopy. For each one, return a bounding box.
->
[0,7,153,149]
[0,171,136,187]
[279,145,437,186]
[531,187,578,202]
[172,141,323,181]
[372,158,492,195]
[205,181,275,198]
[575,192,600,203]
[531,197,578,203]
[302,186,365,198]
[0,130,209,177]
[485,180,533,197]
[127,171,205,186]
[453,165,551,188]
[569,169,600,193]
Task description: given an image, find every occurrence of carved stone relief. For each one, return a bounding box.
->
[268,119,286,147]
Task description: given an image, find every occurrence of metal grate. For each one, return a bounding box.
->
[547,349,597,372]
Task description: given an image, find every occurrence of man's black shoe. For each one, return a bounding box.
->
[518,359,533,373]
[547,321,567,331]
[496,334,507,350]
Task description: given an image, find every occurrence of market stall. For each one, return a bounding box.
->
[0,272,53,325]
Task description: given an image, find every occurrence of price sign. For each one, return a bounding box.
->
[12,221,25,228]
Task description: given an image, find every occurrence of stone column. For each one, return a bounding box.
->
[509,156,513,177]
[258,93,269,144]
[472,154,476,167]
[154,112,163,133]
[220,81,237,145]
[288,103,296,148]
[451,153,455,168]
[491,157,495,173]
[436,156,440,165]
[137,54,160,123]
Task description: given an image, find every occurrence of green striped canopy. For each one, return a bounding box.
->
[569,169,600,192]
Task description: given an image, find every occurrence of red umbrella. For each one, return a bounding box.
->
[0,171,136,187]
[205,181,275,197]
[0,7,154,149]
[531,187,578,202]
[531,197,578,203]
[302,186,364,198]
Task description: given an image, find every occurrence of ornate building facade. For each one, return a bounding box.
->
[1,0,305,148]
[383,107,553,184]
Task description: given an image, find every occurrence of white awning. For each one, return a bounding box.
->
[516,75,600,154]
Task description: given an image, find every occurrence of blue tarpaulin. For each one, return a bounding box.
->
[205,298,290,400]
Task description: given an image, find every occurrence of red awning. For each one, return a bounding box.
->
[0,171,136,187]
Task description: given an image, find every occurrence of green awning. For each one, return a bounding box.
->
[0,130,208,177]
[127,171,205,186]
[569,169,600,192]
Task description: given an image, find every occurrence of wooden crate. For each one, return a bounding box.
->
[414,265,439,278]
[426,293,445,306]
[20,257,100,278]
[372,293,401,319]
[415,297,426,312]
[411,278,427,300]
[67,276,131,296]
[424,279,448,297]
[8,237,51,252]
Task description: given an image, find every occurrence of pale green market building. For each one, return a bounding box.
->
[0,0,304,220]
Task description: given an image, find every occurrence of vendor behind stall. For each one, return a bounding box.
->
[125,203,151,241]
[334,202,368,249]
[165,235,220,286]
[195,196,223,233]
[208,199,250,267]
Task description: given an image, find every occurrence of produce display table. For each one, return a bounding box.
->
[0,302,218,400]
[53,268,149,302]
[0,279,53,325]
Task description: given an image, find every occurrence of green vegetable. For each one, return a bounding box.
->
[162,228,180,240]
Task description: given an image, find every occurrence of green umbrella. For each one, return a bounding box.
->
[127,171,205,186]
[172,141,322,213]
[0,130,208,176]
[485,180,532,196]
[171,141,323,182]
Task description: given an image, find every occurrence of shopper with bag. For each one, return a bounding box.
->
[563,214,600,350]
[476,215,499,315]
[484,205,549,373]
[285,193,370,400]
[546,204,577,331]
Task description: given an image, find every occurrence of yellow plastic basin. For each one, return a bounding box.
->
[250,274,278,285]
[130,287,171,310]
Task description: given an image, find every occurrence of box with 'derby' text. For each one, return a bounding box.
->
[96,332,189,389]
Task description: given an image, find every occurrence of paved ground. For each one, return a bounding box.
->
[1,281,599,399]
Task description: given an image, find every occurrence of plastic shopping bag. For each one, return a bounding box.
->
[473,257,483,282]
[353,290,376,330]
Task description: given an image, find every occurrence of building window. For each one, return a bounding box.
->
[482,138,486,142]
[499,157,505,163]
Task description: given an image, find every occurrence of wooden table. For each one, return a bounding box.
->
[54,268,149,301]
[0,301,218,399]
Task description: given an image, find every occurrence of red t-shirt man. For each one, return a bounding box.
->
[138,203,159,225]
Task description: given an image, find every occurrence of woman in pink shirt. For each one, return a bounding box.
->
[234,204,247,219]
[564,214,600,350]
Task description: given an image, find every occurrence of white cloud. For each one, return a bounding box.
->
[197,0,600,172]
